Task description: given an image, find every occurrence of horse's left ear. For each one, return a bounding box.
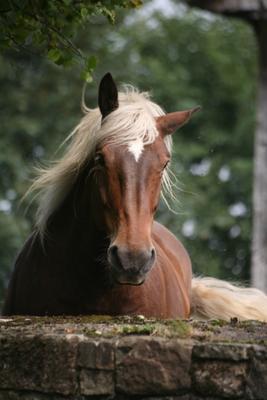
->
[98,72,119,119]
[157,106,201,135]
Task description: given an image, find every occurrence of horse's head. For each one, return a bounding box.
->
[93,73,199,285]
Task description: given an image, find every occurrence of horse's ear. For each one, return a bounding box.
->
[98,73,119,119]
[157,106,201,135]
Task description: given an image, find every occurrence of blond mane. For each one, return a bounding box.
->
[30,86,174,237]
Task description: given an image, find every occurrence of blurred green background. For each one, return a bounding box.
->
[0,0,257,306]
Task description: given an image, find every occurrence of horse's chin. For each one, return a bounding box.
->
[116,278,145,286]
[112,274,146,286]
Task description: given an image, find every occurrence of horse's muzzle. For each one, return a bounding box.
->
[108,245,156,285]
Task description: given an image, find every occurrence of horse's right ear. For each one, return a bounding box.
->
[98,73,119,119]
[156,106,201,135]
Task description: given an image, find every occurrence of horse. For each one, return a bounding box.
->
[3,73,267,321]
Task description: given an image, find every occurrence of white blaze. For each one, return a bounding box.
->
[128,139,144,162]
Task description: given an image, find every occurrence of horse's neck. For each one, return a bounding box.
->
[41,175,109,271]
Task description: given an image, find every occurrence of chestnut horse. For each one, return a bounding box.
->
[3,74,267,321]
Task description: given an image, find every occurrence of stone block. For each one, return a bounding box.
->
[78,339,114,370]
[248,344,267,360]
[114,396,190,400]
[193,343,250,361]
[142,396,191,400]
[192,360,247,398]
[246,345,267,399]
[0,390,77,399]
[79,369,114,395]
[116,337,192,395]
[0,335,78,395]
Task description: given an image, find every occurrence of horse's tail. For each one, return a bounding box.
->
[191,277,267,322]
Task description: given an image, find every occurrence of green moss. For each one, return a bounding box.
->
[74,315,115,324]
[1,316,266,343]
[164,319,191,337]
[74,317,191,338]
[209,319,227,327]
[120,324,155,335]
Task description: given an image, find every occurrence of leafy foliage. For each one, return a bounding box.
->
[0,0,142,81]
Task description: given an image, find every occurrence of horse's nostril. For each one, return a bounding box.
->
[109,245,156,276]
[110,245,118,257]
[109,245,123,270]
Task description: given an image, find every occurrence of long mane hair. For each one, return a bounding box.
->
[29,86,174,237]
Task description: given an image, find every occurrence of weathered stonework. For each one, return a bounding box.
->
[116,337,192,395]
[0,317,266,399]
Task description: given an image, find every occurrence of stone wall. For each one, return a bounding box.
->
[0,316,266,399]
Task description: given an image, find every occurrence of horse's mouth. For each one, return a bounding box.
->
[111,271,146,286]
[115,277,145,286]
[107,246,155,287]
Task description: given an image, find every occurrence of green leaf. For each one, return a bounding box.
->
[129,0,143,7]
[81,69,93,83]
[86,55,98,70]
[47,48,62,63]
[81,7,89,19]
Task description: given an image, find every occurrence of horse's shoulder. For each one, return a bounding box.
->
[2,232,37,315]
[153,220,183,247]
[16,232,40,263]
[152,221,191,267]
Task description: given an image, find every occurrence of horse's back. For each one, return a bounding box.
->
[1,237,28,315]
[2,233,45,315]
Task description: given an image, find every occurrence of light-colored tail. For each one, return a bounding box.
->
[191,277,267,322]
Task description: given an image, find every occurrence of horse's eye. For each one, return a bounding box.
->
[94,153,105,166]
[163,160,170,170]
